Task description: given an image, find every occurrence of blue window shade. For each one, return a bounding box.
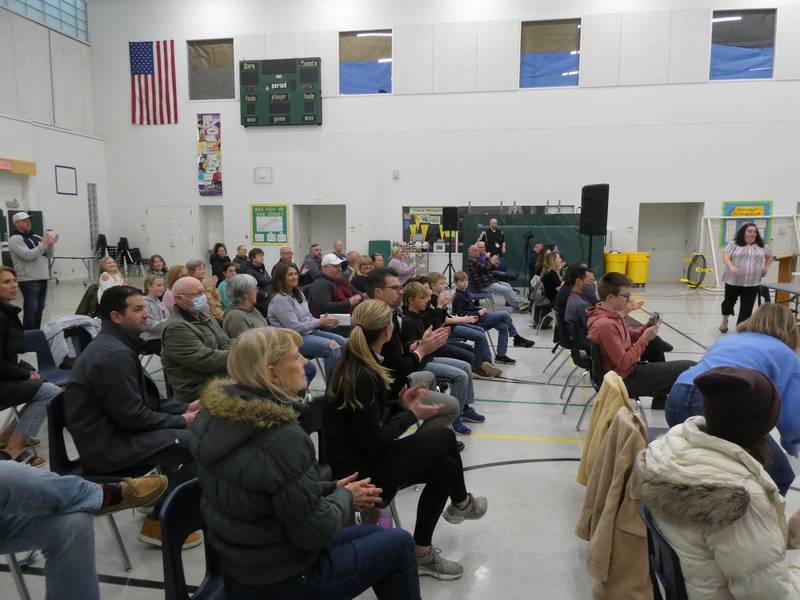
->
[710,44,773,80]
[340,61,391,94]
[520,51,579,88]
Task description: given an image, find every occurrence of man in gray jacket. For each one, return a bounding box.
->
[302,243,323,284]
[161,277,231,402]
[8,212,58,329]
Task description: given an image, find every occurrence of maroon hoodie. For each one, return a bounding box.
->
[586,304,650,379]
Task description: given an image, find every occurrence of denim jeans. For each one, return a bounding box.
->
[452,323,491,364]
[426,356,474,412]
[11,381,61,439]
[485,281,525,309]
[0,462,101,600]
[225,525,420,600]
[666,383,795,496]
[18,279,48,330]
[301,330,345,382]
[477,311,518,356]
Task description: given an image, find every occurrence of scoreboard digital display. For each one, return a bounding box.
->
[239,58,322,127]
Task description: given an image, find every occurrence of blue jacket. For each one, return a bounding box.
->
[674,332,800,455]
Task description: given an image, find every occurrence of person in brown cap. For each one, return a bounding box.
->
[634,366,800,598]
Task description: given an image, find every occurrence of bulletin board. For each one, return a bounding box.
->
[720,201,772,247]
[251,204,288,245]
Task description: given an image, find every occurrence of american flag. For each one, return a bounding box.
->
[129,40,178,125]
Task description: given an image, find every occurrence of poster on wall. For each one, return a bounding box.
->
[197,113,222,196]
[720,201,772,247]
[403,207,446,245]
[251,205,288,245]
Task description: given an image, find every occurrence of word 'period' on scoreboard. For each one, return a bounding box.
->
[239,57,322,127]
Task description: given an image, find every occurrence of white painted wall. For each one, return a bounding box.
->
[83,0,800,268]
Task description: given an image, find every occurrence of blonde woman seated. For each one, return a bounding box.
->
[222,274,268,339]
[97,256,126,302]
[192,327,420,599]
[636,367,800,599]
[324,300,488,581]
[267,263,345,382]
[162,264,188,312]
[350,255,375,294]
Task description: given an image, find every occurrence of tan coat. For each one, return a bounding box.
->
[577,370,631,485]
[576,407,652,600]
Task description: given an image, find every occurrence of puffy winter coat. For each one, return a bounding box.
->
[635,416,800,600]
[191,379,352,587]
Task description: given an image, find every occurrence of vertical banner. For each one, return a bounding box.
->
[251,205,288,245]
[197,113,222,196]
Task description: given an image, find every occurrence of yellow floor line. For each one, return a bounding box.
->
[467,433,584,444]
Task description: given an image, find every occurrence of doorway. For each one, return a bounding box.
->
[637,202,703,283]
[294,205,347,257]
[198,205,225,262]
[144,206,195,267]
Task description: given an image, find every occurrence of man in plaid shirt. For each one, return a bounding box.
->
[466,245,529,312]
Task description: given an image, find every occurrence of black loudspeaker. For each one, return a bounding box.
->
[442,207,459,231]
[579,184,609,236]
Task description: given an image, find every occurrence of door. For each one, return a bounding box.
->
[198,206,225,261]
[637,202,704,283]
[293,204,346,256]
[144,206,195,267]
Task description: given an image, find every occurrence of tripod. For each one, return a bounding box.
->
[522,229,535,294]
[442,230,457,286]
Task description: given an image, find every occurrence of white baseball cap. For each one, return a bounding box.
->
[12,212,31,222]
[321,253,346,267]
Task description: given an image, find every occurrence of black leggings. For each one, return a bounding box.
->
[721,284,759,324]
[371,427,467,547]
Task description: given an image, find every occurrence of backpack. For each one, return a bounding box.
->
[528,275,550,308]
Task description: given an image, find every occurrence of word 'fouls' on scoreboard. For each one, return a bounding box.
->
[239,58,323,127]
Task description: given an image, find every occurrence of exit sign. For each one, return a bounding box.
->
[0,160,11,171]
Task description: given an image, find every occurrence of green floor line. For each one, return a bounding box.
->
[475,397,592,408]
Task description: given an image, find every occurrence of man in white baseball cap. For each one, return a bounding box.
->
[308,253,363,321]
[8,212,59,329]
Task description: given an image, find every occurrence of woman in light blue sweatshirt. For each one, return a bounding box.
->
[267,263,346,381]
[665,303,800,495]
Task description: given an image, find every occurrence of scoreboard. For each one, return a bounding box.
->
[239,58,323,127]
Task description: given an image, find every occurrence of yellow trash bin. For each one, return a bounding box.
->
[604,252,628,275]
[626,252,651,286]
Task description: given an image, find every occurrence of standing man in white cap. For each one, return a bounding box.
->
[8,212,58,329]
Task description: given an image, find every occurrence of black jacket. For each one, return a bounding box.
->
[541,269,561,303]
[65,321,186,473]
[239,262,271,308]
[399,309,427,352]
[324,365,417,479]
[452,288,481,317]
[209,255,232,285]
[380,311,425,397]
[192,380,351,586]
[0,301,41,404]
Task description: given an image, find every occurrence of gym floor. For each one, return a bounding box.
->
[3,281,799,599]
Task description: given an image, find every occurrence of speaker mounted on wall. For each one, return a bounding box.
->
[579,184,609,236]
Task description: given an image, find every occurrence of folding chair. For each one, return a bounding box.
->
[639,504,689,600]
[8,554,31,600]
[22,330,71,386]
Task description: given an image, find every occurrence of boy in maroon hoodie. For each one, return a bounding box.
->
[587,272,695,408]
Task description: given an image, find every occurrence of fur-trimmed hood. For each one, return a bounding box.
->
[634,416,783,532]
[193,378,304,466]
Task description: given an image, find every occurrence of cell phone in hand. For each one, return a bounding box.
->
[649,312,660,325]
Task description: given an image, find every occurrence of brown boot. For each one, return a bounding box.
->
[138,517,203,550]
[95,475,168,515]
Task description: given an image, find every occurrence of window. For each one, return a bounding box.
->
[710,9,776,80]
[87,182,98,250]
[339,30,392,94]
[520,19,581,88]
[187,38,235,100]
[1,0,88,42]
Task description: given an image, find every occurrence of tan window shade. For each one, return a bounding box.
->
[521,19,581,54]
[339,30,392,63]
[188,39,235,100]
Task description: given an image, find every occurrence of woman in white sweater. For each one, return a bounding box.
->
[635,366,800,600]
[267,263,345,381]
[97,256,126,302]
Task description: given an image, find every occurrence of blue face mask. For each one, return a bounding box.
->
[192,294,208,312]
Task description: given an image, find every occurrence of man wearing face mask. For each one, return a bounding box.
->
[161,277,232,403]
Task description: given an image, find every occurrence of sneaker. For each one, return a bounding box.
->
[452,418,472,435]
[443,493,489,524]
[417,548,464,580]
[515,302,531,313]
[138,518,203,550]
[96,475,168,515]
[513,335,535,348]
[472,367,492,379]
[461,406,485,423]
[480,361,502,377]
[494,354,516,365]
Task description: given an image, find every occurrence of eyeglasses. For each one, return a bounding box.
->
[380,285,403,292]
[616,293,631,300]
